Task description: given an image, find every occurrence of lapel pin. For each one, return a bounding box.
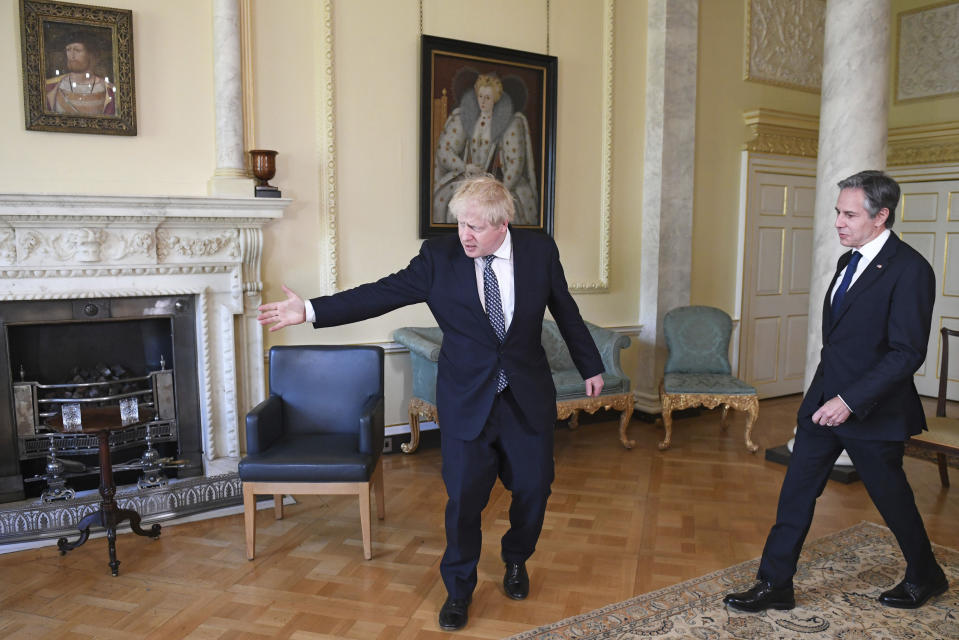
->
[876,264,883,269]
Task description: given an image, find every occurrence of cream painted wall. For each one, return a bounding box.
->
[254,1,646,344]
[250,0,647,425]
[692,0,820,315]
[0,0,215,195]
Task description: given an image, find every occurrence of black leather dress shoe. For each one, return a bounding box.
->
[878,575,948,609]
[504,561,530,600]
[438,596,471,631]
[723,581,795,612]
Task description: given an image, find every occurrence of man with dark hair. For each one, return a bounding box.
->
[724,170,948,612]
[45,32,115,115]
[258,175,604,631]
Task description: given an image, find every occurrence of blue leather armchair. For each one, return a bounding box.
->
[393,320,634,452]
[239,345,386,560]
[660,305,759,452]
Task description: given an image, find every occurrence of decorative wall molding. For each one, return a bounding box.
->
[743,109,819,158]
[569,0,615,292]
[896,1,959,102]
[888,122,959,166]
[743,110,959,167]
[745,0,825,93]
[318,0,339,294]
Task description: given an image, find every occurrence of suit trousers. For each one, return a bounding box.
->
[758,423,941,587]
[439,387,555,599]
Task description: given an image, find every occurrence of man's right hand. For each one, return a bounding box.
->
[257,284,306,332]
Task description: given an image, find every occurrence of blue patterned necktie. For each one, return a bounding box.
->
[831,251,862,314]
[483,255,508,392]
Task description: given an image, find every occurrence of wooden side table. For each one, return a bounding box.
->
[54,406,161,576]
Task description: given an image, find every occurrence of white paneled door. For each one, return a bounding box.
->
[740,157,816,398]
[895,178,959,399]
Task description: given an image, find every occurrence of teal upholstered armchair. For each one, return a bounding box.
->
[393,320,635,452]
[659,305,759,452]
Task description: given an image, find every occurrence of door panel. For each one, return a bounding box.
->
[741,164,816,398]
[896,181,959,398]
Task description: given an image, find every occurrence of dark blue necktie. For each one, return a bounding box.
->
[483,255,508,392]
[831,251,862,314]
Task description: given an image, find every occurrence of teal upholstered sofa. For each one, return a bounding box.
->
[392,320,635,453]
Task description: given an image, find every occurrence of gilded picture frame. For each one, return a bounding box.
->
[20,0,137,135]
[420,35,557,239]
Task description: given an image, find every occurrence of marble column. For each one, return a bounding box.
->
[634,0,699,413]
[805,0,891,388]
[208,0,256,197]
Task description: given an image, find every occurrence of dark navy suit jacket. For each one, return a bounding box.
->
[798,232,935,441]
[309,229,604,441]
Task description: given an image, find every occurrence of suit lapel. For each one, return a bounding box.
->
[506,228,525,339]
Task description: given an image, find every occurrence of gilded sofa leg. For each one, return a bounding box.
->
[618,401,635,449]
[743,395,759,453]
[720,404,730,432]
[402,399,422,454]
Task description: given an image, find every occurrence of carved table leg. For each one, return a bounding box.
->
[56,428,160,576]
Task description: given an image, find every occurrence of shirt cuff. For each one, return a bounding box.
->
[837,395,852,413]
[304,299,315,323]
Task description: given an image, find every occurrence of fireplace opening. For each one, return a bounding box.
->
[0,296,204,503]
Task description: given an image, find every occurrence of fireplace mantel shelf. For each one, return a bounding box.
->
[0,193,290,219]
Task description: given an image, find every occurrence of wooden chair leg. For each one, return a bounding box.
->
[359,484,372,560]
[274,494,284,519]
[937,453,951,488]
[373,459,385,520]
[243,483,256,561]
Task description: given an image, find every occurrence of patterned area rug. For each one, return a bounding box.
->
[505,522,959,640]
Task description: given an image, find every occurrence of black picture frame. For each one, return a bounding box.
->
[420,35,557,238]
[20,0,136,135]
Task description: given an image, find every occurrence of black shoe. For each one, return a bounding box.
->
[438,596,471,631]
[878,575,948,609]
[723,580,795,612]
[504,561,530,600]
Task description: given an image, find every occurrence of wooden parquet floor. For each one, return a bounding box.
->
[1,395,958,639]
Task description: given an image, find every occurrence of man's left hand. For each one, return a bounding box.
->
[584,374,604,397]
[811,396,851,427]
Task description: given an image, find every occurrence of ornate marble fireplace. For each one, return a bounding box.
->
[0,193,287,542]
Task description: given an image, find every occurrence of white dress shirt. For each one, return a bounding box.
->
[830,229,890,304]
[474,231,515,331]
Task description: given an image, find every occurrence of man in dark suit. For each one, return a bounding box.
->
[258,176,605,631]
[724,170,948,613]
